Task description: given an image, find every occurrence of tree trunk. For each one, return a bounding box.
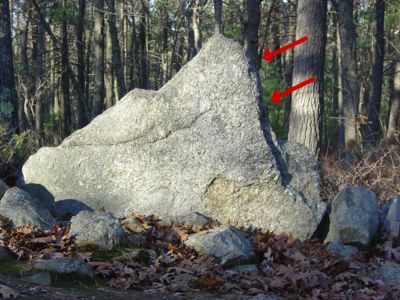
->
[106,0,126,99]
[213,0,223,34]
[92,0,105,118]
[0,0,18,133]
[105,24,114,109]
[76,0,88,128]
[137,0,149,89]
[128,3,138,90]
[192,0,202,53]
[282,0,297,130]
[333,0,359,160]
[288,0,327,156]
[60,0,71,137]
[365,0,385,145]
[386,61,400,141]
[243,0,261,68]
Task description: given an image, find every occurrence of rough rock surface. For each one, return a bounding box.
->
[34,257,93,277]
[69,211,126,250]
[384,196,400,238]
[373,262,400,286]
[326,242,359,258]
[21,272,52,286]
[0,187,55,230]
[325,186,380,245]
[185,225,254,266]
[21,34,325,240]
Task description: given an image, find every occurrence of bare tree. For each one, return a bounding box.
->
[288,0,327,156]
[0,0,18,133]
[243,0,262,68]
[365,0,385,145]
[213,0,223,34]
[333,0,359,160]
[92,0,105,118]
[106,0,126,99]
[386,61,400,141]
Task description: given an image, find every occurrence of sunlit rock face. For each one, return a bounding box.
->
[21,35,325,240]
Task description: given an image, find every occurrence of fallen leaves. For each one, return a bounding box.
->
[1,216,400,298]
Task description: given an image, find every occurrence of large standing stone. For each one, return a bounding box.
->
[0,187,55,230]
[21,34,325,240]
[325,186,380,245]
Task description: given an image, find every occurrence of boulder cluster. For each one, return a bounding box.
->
[1,35,399,286]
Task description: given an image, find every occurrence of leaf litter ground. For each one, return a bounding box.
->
[1,214,400,299]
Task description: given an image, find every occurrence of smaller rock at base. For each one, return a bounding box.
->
[327,242,359,258]
[384,196,400,238]
[34,257,93,278]
[230,264,260,276]
[0,187,55,230]
[324,186,380,246]
[373,262,400,286]
[21,272,51,286]
[69,210,126,250]
[185,225,255,266]
[248,293,285,300]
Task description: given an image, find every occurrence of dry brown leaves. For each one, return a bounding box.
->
[1,217,400,299]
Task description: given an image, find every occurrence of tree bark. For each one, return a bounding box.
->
[137,0,149,89]
[60,0,71,137]
[365,0,385,145]
[105,24,114,109]
[106,0,126,99]
[0,0,18,133]
[92,0,105,118]
[288,0,327,156]
[76,0,88,128]
[213,0,223,34]
[333,0,359,160]
[192,0,203,53]
[243,0,261,69]
[386,61,400,141]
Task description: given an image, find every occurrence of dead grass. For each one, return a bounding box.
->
[320,142,400,204]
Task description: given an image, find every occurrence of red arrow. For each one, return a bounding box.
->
[263,36,309,62]
[271,77,317,105]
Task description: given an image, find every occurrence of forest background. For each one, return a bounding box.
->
[0,0,399,201]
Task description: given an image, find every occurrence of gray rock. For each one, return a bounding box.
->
[21,34,325,240]
[0,246,8,260]
[230,264,260,276]
[21,272,51,286]
[159,212,212,227]
[248,294,285,300]
[0,179,8,199]
[327,242,359,258]
[0,187,55,230]
[69,210,126,250]
[374,262,400,286]
[325,186,380,245]
[384,196,400,237]
[185,225,255,266]
[34,257,93,278]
